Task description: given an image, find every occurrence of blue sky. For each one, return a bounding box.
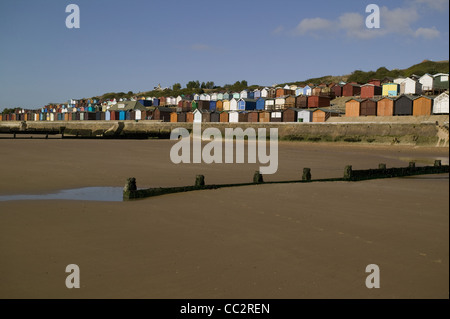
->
[0,0,448,109]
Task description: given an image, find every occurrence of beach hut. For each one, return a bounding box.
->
[135,110,142,120]
[177,112,186,123]
[210,93,218,101]
[377,97,395,116]
[283,108,301,122]
[259,111,271,123]
[298,109,314,123]
[198,100,210,110]
[222,100,231,111]
[217,93,224,100]
[270,111,283,122]
[193,94,200,101]
[331,84,343,97]
[170,112,178,122]
[255,98,266,110]
[361,84,382,99]
[412,96,433,116]
[209,101,217,112]
[219,111,229,123]
[285,95,296,108]
[238,98,257,111]
[191,100,198,111]
[232,92,240,99]
[265,99,275,111]
[360,99,378,116]
[400,78,422,95]
[382,83,400,97]
[230,98,238,111]
[216,100,223,112]
[260,88,269,98]
[295,95,308,108]
[223,93,232,100]
[394,95,414,116]
[186,112,194,123]
[433,92,449,114]
[394,77,406,84]
[275,96,286,110]
[182,100,192,112]
[238,112,249,123]
[312,109,340,122]
[303,85,312,96]
[295,87,304,96]
[253,89,261,99]
[154,107,173,122]
[342,83,361,97]
[229,111,239,123]
[240,90,248,99]
[419,74,434,92]
[193,109,210,123]
[248,111,259,123]
[268,88,277,98]
[312,86,322,96]
[433,73,449,93]
[308,96,331,108]
[345,99,362,117]
[368,79,381,86]
[210,112,220,122]
[105,110,111,121]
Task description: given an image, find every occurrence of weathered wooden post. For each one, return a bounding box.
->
[253,171,264,184]
[344,165,353,180]
[379,163,386,170]
[124,177,137,192]
[123,177,137,200]
[434,160,442,167]
[195,175,205,187]
[409,162,416,169]
[302,168,311,181]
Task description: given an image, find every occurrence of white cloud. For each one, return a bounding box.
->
[415,0,449,10]
[290,4,441,40]
[295,17,332,35]
[414,27,441,39]
[338,12,381,39]
[190,44,212,51]
[271,25,284,35]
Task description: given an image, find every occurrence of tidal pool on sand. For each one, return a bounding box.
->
[0,187,124,202]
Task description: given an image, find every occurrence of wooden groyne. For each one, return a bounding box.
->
[123,161,449,200]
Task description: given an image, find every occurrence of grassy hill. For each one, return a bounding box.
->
[90,60,449,101]
[279,60,449,87]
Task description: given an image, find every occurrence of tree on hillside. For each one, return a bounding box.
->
[173,83,182,91]
[186,80,200,89]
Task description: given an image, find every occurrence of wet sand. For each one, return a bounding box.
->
[0,140,448,298]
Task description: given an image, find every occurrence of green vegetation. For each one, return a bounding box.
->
[89,60,448,101]
[1,107,21,114]
[347,60,449,83]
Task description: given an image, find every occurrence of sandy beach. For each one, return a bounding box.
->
[0,139,448,298]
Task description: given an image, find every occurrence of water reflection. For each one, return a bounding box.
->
[0,187,123,202]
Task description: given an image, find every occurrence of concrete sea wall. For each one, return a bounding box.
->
[0,115,448,146]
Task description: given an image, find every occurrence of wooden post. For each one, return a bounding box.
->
[344,165,353,180]
[378,163,386,170]
[195,175,205,187]
[434,160,442,167]
[409,162,416,169]
[253,171,264,184]
[124,177,137,192]
[302,168,311,181]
